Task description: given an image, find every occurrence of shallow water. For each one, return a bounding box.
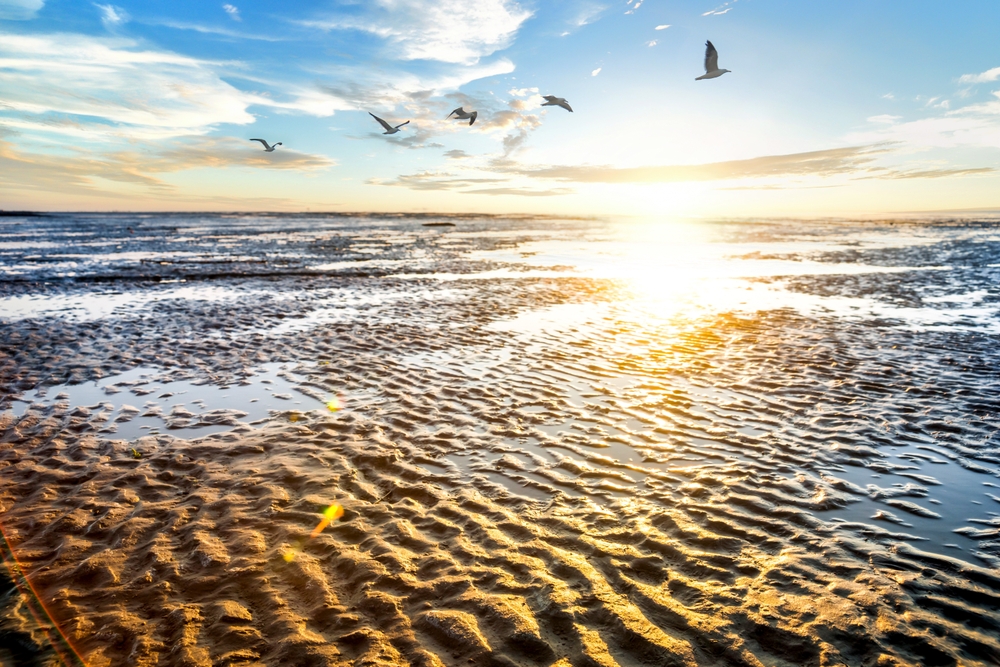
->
[1,212,999,666]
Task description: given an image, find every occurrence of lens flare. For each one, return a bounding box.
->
[310,503,344,538]
[282,503,344,562]
[0,525,90,666]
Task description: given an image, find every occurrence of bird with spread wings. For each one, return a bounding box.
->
[250,138,282,152]
[369,112,410,135]
[447,107,478,126]
[541,96,573,112]
[695,40,731,80]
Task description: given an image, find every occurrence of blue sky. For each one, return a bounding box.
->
[1,0,999,215]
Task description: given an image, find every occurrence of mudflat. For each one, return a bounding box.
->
[1,213,999,666]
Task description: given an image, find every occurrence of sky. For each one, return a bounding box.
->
[1,0,999,217]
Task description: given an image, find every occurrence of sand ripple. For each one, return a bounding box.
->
[2,214,1000,666]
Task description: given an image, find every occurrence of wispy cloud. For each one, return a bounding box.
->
[958,66,1000,85]
[849,90,1000,150]
[222,3,240,21]
[373,145,934,199]
[591,67,602,76]
[499,145,896,183]
[499,113,542,155]
[863,167,993,180]
[0,136,335,193]
[703,0,737,16]
[572,4,607,27]
[94,3,128,30]
[299,0,532,65]
[369,170,569,196]
[492,145,996,187]
[379,126,444,151]
[654,24,670,30]
[0,0,44,20]
[0,32,335,141]
[315,59,515,113]
[144,19,283,41]
[924,96,950,110]
[368,171,506,190]
[465,186,572,197]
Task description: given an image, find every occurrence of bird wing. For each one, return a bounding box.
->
[250,138,270,149]
[469,111,477,126]
[560,101,573,112]
[448,107,463,118]
[542,96,556,102]
[369,112,393,132]
[394,120,410,129]
[704,41,719,72]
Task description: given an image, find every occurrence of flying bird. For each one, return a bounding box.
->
[250,138,282,152]
[542,96,573,112]
[369,112,410,135]
[696,41,731,80]
[447,107,478,126]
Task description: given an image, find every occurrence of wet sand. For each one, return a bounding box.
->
[1,213,999,666]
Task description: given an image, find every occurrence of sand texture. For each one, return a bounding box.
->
[2,213,1000,666]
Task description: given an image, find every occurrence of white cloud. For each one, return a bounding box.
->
[646,40,657,47]
[222,3,240,21]
[0,0,43,20]
[572,4,607,27]
[0,136,334,195]
[847,91,1000,150]
[958,66,1000,84]
[624,0,642,15]
[592,67,602,76]
[703,1,737,16]
[498,145,896,184]
[654,24,670,30]
[867,114,901,124]
[300,0,532,65]
[0,32,335,141]
[147,20,281,41]
[316,58,516,113]
[94,3,128,29]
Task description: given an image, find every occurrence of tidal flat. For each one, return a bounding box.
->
[1,212,999,666]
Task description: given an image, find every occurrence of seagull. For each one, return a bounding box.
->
[447,107,478,126]
[369,112,410,135]
[250,138,282,152]
[542,96,573,112]
[696,41,731,80]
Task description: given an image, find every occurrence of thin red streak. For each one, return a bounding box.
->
[0,524,89,667]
